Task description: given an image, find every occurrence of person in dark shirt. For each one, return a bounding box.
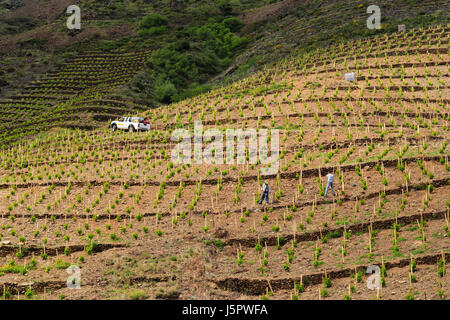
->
[258,180,270,204]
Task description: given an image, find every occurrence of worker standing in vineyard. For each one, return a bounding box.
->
[324,172,335,197]
[258,180,270,204]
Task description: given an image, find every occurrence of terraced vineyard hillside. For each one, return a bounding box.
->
[0,23,448,300]
[0,50,151,145]
[219,0,450,83]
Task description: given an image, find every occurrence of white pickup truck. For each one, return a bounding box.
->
[110,117,150,132]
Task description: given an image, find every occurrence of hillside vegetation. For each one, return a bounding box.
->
[0,0,448,300]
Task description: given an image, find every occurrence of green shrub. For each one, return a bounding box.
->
[223,17,244,32]
[139,14,169,29]
[154,77,177,103]
[137,26,168,37]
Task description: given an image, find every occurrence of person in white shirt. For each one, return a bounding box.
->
[324,172,335,197]
[258,180,270,204]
